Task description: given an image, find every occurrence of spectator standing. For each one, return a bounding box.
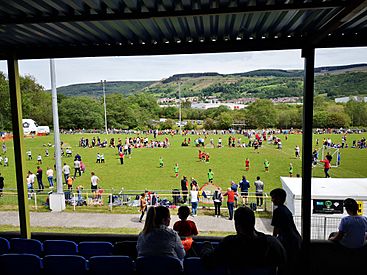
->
[254,176,264,207]
[139,193,147,222]
[62,163,71,185]
[90,172,100,196]
[329,198,367,248]
[67,176,74,190]
[223,187,237,220]
[239,176,250,205]
[0,173,4,197]
[137,206,185,261]
[270,188,302,274]
[212,187,223,217]
[46,167,54,188]
[74,158,81,177]
[28,171,36,192]
[190,185,199,216]
[181,176,189,203]
[36,166,44,191]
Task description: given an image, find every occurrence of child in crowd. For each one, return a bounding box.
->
[173,206,199,255]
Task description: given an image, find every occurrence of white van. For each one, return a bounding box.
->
[37,126,50,135]
[22,119,38,135]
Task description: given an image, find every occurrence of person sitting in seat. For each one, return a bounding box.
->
[173,206,198,255]
[329,198,367,248]
[137,206,185,261]
[201,207,286,273]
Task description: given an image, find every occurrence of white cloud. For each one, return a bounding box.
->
[0,47,366,89]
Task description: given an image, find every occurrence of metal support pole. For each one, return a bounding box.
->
[49,59,65,211]
[301,48,315,245]
[7,57,31,238]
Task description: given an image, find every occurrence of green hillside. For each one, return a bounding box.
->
[55,64,367,100]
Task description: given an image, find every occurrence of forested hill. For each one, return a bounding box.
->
[56,63,367,99]
[56,81,155,97]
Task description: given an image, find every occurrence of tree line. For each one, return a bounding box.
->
[0,72,366,131]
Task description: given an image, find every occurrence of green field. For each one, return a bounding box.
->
[1,133,366,195]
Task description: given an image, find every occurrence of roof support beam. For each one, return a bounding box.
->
[0,1,347,25]
[309,0,367,45]
[301,47,314,256]
[7,57,31,239]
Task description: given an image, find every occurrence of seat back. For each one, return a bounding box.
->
[78,241,113,258]
[89,256,135,275]
[184,257,226,275]
[0,237,10,255]
[43,255,87,275]
[0,253,43,275]
[113,241,138,259]
[43,240,78,255]
[136,256,183,275]
[10,238,43,256]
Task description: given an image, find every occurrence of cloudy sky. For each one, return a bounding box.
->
[0,47,366,90]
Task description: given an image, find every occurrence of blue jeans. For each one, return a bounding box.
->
[191,201,198,215]
[227,202,234,220]
[48,176,53,187]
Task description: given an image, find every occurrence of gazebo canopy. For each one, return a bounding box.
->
[0,0,366,59]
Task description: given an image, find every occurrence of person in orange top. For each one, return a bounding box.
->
[67,176,74,190]
[173,206,198,254]
[224,187,238,220]
[320,157,331,178]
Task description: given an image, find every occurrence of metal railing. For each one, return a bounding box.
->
[293,215,341,240]
[0,188,272,213]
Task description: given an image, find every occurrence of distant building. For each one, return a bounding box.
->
[191,103,246,110]
[335,96,367,103]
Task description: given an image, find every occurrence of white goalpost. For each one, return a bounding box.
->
[314,146,341,168]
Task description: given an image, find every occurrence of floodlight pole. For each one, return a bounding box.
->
[102,80,108,134]
[178,82,182,135]
[49,59,65,211]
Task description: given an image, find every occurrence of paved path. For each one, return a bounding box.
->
[0,211,273,234]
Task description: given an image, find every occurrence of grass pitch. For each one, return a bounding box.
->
[1,132,366,195]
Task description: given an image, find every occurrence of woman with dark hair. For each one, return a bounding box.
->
[137,206,185,260]
[329,198,367,248]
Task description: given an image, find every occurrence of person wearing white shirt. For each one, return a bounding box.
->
[62,163,71,184]
[90,172,100,195]
[46,167,54,188]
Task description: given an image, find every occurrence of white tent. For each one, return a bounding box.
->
[280,177,367,216]
[281,177,367,239]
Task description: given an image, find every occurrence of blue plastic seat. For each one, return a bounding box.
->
[10,238,43,256]
[113,241,138,259]
[0,237,10,255]
[136,256,183,275]
[43,240,78,255]
[184,257,226,275]
[0,253,43,275]
[89,255,135,275]
[78,241,113,258]
[43,255,87,275]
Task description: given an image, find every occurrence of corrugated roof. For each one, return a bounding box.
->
[0,0,366,59]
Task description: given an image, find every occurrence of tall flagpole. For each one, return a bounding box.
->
[102,80,108,134]
[178,82,182,135]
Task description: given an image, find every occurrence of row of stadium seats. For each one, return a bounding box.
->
[0,237,114,258]
[0,254,275,275]
[0,237,219,259]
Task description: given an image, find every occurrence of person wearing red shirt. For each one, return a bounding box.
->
[119,152,124,165]
[224,187,238,220]
[173,206,198,254]
[320,158,331,178]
